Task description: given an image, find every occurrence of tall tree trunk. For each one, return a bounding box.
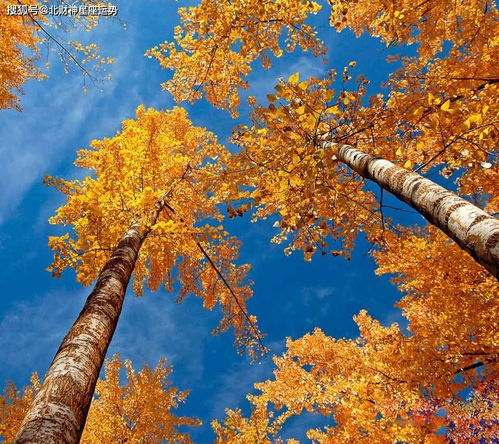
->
[14,224,145,444]
[331,143,499,278]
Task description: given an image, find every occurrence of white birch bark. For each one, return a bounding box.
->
[329,143,499,278]
[14,225,145,443]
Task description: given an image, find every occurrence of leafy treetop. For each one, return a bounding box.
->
[46,105,264,357]
[0,355,201,444]
[147,0,325,117]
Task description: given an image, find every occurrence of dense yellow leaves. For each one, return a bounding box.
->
[223,74,382,260]
[372,51,498,179]
[0,0,44,110]
[147,0,325,116]
[149,0,498,200]
[82,355,200,444]
[0,356,200,443]
[212,404,278,444]
[0,0,116,110]
[328,0,496,62]
[46,105,264,357]
[373,225,498,364]
[0,374,39,442]
[213,311,498,442]
[331,1,499,191]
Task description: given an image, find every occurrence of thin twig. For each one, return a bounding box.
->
[17,0,97,84]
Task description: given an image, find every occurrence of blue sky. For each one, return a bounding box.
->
[0,1,434,441]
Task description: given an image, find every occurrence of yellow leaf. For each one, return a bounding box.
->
[289,175,304,187]
[412,107,424,117]
[440,99,451,112]
[324,89,335,102]
[404,160,412,168]
[288,72,300,85]
[298,81,308,91]
[325,106,341,115]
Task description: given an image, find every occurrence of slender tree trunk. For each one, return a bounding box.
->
[330,143,499,278]
[14,224,146,443]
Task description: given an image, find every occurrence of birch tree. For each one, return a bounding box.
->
[14,106,263,443]
[148,0,498,277]
[2,356,200,443]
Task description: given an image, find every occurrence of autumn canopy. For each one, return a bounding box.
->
[0,0,497,442]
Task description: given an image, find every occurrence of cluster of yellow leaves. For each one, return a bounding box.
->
[0,356,200,443]
[149,0,497,198]
[212,404,283,444]
[371,39,498,176]
[213,312,497,442]
[373,225,498,368]
[43,0,117,75]
[67,41,115,76]
[329,0,498,193]
[0,0,45,110]
[0,374,40,442]
[222,72,384,260]
[46,105,264,357]
[328,0,495,62]
[458,166,499,215]
[0,0,117,110]
[147,0,325,116]
[82,355,200,444]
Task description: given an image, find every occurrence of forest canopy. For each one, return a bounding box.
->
[0,0,497,442]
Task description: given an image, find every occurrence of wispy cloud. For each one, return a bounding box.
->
[209,339,285,420]
[246,55,328,104]
[0,286,215,387]
[0,288,87,383]
[108,291,215,383]
[0,1,176,226]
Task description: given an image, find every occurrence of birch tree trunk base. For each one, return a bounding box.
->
[14,226,145,444]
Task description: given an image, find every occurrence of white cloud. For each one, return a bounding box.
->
[0,288,87,383]
[0,2,175,226]
[246,55,328,104]
[209,339,285,420]
[0,286,215,388]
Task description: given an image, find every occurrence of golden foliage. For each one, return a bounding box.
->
[223,73,383,260]
[147,0,325,116]
[150,0,497,204]
[213,313,497,442]
[82,355,200,444]
[0,0,116,110]
[373,225,498,368]
[328,0,496,62]
[0,373,40,443]
[328,0,498,191]
[0,0,44,110]
[46,105,264,357]
[0,356,199,443]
